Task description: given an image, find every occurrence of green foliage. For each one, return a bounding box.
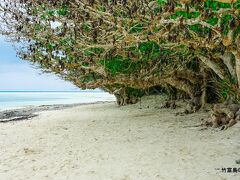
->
[81,73,95,83]
[47,10,55,16]
[129,23,144,33]
[97,6,106,12]
[40,14,47,20]
[84,48,104,57]
[34,24,42,31]
[235,1,240,9]
[171,11,200,19]
[59,38,75,46]
[219,80,231,99]
[233,25,240,39]
[57,7,68,16]
[82,23,91,32]
[139,41,161,61]
[47,43,56,51]
[204,0,231,10]
[205,17,219,26]
[188,24,210,37]
[125,87,145,98]
[100,56,141,76]
[220,14,232,36]
[157,0,167,6]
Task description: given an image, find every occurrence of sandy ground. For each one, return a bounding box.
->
[0,96,240,180]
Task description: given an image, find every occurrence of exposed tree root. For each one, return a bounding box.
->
[210,102,240,129]
[175,97,202,116]
[159,100,178,109]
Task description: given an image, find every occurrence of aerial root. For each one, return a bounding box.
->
[116,95,139,106]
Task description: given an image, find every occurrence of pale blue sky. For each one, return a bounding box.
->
[0,36,80,91]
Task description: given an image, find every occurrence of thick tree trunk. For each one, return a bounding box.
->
[200,68,208,109]
[198,55,225,80]
[233,51,240,88]
[114,88,139,106]
[115,94,139,106]
[220,52,236,80]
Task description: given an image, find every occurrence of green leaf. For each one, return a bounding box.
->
[129,23,144,33]
[157,0,167,5]
[47,43,56,50]
[205,17,218,25]
[47,10,55,16]
[57,7,68,16]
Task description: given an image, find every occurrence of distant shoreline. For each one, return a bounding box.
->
[0,101,114,123]
[0,91,116,109]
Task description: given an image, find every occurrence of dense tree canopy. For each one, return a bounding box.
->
[0,0,239,107]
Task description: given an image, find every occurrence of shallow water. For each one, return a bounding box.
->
[0,91,115,110]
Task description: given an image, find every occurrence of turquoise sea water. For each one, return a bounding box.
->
[0,91,115,110]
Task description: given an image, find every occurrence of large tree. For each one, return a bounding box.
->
[0,0,239,107]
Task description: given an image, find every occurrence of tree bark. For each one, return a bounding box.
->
[233,51,240,88]
[220,52,236,80]
[200,68,208,108]
[198,55,225,80]
[114,88,139,106]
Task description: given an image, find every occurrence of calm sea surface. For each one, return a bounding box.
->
[0,91,115,110]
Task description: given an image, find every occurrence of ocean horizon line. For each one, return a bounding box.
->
[0,90,102,93]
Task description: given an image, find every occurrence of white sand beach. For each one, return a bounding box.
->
[0,96,239,180]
